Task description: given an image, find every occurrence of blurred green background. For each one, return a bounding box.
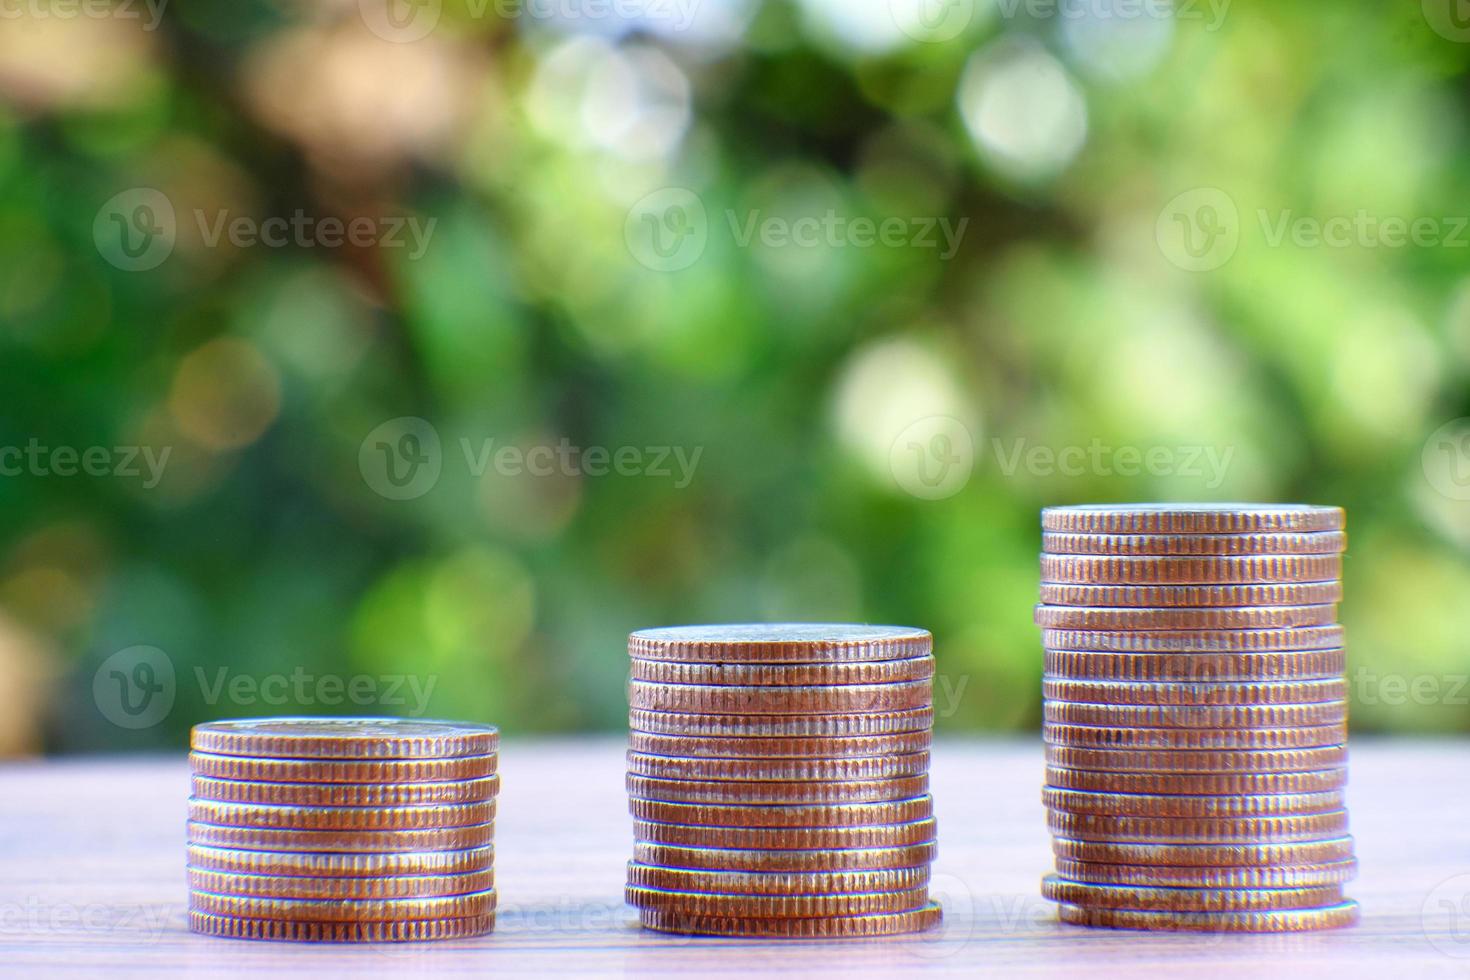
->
[3,0,1470,755]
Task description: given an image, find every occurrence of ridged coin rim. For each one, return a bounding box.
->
[1040,505,1345,535]
[187,909,495,942]
[1054,899,1359,932]
[637,902,942,936]
[190,719,499,760]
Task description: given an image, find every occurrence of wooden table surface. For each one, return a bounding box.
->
[5,738,1470,977]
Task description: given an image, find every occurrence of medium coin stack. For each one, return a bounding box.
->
[187,718,499,942]
[625,624,944,937]
[1036,504,1358,932]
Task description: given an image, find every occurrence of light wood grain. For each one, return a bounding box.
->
[2,739,1468,977]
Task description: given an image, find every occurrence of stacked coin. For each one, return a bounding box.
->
[1036,505,1357,932]
[187,718,499,942]
[625,624,943,937]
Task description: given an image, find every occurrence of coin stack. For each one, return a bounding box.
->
[1036,504,1358,932]
[625,624,944,937]
[187,718,500,942]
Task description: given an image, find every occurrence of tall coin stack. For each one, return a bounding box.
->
[187,718,500,942]
[1036,504,1358,932]
[625,624,944,937]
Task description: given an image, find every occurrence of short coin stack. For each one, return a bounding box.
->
[1036,504,1357,932]
[187,718,499,942]
[625,624,943,937]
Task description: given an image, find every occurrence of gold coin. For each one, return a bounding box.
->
[633,841,937,872]
[628,774,929,805]
[1041,875,1343,912]
[1044,744,1348,773]
[1040,554,1342,585]
[1042,678,1347,706]
[628,657,935,687]
[190,775,500,807]
[1042,788,1345,817]
[1045,767,1348,795]
[1041,626,1345,652]
[1042,531,1346,556]
[187,799,496,831]
[1055,899,1359,932]
[625,751,930,782]
[629,624,931,664]
[638,902,943,937]
[189,752,497,784]
[628,680,931,715]
[1046,809,1349,843]
[631,817,938,850]
[189,888,497,922]
[186,867,495,900]
[1042,701,1348,729]
[626,884,931,918]
[1042,723,1347,751]
[625,862,930,895]
[189,719,499,760]
[1051,836,1356,867]
[187,820,494,853]
[1039,581,1344,608]
[627,731,932,759]
[186,844,493,879]
[628,708,934,738]
[1040,505,1345,536]
[1044,650,1346,682]
[1034,605,1337,630]
[628,796,934,828]
[187,910,495,942]
[1052,859,1358,888]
